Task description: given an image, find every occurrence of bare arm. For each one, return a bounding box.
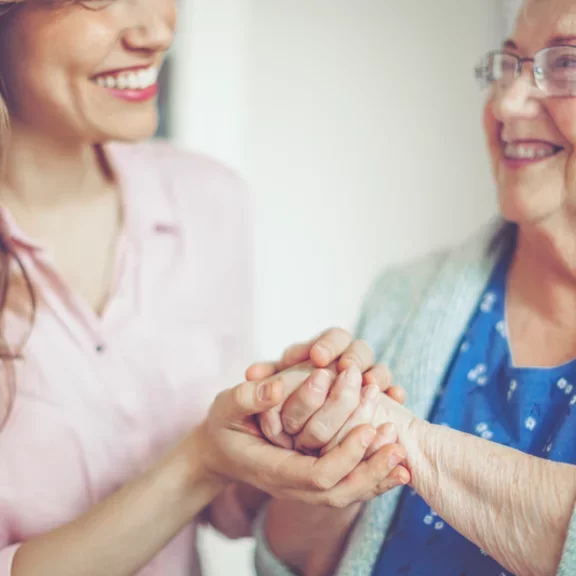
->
[381,398,576,576]
[12,433,222,576]
[10,371,398,576]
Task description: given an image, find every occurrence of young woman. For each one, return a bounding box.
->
[0,1,407,575]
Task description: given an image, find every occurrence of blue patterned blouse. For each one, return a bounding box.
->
[373,248,576,576]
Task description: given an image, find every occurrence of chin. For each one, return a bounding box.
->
[497,184,565,225]
[95,117,159,143]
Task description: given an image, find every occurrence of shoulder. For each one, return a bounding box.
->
[356,220,506,361]
[107,139,250,217]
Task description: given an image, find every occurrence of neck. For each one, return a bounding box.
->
[0,121,113,210]
[510,216,576,325]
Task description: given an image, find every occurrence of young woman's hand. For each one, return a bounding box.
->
[191,370,408,508]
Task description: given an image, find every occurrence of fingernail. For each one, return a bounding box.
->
[314,344,330,360]
[391,469,410,488]
[380,423,397,445]
[388,450,405,469]
[362,428,377,447]
[257,382,273,401]
[309,370,329,393]
[362,384,380,403]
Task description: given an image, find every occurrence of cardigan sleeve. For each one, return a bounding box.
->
[557,502,576,576]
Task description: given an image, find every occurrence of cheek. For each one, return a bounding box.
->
[549,102,576,149]
[482,97,501,167]
[9,10,115,86]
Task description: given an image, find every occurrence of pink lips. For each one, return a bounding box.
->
[103,84,159,103]
[92,64,159,103]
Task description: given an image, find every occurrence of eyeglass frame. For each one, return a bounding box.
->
[474,44,576,96]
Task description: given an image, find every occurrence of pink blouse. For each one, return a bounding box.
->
[0,141,255,575]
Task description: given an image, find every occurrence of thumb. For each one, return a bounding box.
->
[219,379,285,424]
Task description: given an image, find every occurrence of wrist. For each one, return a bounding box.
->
[399,417,439,495]
[165,425,228,518]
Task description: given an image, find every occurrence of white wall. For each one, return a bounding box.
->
[249,0,501,361]
[174,1,503,574]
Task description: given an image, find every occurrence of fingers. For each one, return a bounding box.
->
[363,363,393,390]
[277,341,316,371]
[278,432,410,507]
[295,366,362,453]
[245,336,320,381]
[309,444,410,508]
[259,411,294,449]
[245,362,277,382]
[304,424,377,489]
[256,363,320,446]
[363,364,406,405]
[337,339,375,373]
[309,327,353,368]
[280,368,336,435]
[386,385,406,405]
[215,378,284,423]
[245,423,373,496]
[320,384,381,455]
[365,422,399,458]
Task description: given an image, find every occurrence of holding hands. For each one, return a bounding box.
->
[193,327,410,510]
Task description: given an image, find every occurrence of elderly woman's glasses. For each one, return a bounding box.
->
[475,45,576,97]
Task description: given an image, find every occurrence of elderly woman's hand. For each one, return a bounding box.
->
[245,328,406,450]
[193,367,408,508]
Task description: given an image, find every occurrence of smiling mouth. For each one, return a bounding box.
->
[503,141,564,161]
[91,65,159,91]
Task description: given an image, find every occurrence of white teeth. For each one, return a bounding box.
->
[127,73,138,89]
[94,66,159,91]
[504,143,558,160]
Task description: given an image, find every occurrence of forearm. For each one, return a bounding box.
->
[265,499,362,576]
[13,430,225,576]
[206,483,270,539]
[385,400,576,576]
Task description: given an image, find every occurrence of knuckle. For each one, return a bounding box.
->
[282,413,304,433]
[334,387,360,409]
[230,384,246,408]
[333,327,352,342]
[343,351,362,367]
[305,421,333,445]
[323,326,342,338]
[309,471,335,491]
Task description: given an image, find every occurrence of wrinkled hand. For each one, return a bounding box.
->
[246,328,405,451]
[195,369,409,507]
[246,327,405,401]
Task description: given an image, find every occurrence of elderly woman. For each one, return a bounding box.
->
[0,1,410,575]
[250,0,576,574]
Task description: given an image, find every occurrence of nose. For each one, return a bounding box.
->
[492,63,544,121]
[122,0,176,55]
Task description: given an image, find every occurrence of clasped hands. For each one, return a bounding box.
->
[196,329,412,508]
